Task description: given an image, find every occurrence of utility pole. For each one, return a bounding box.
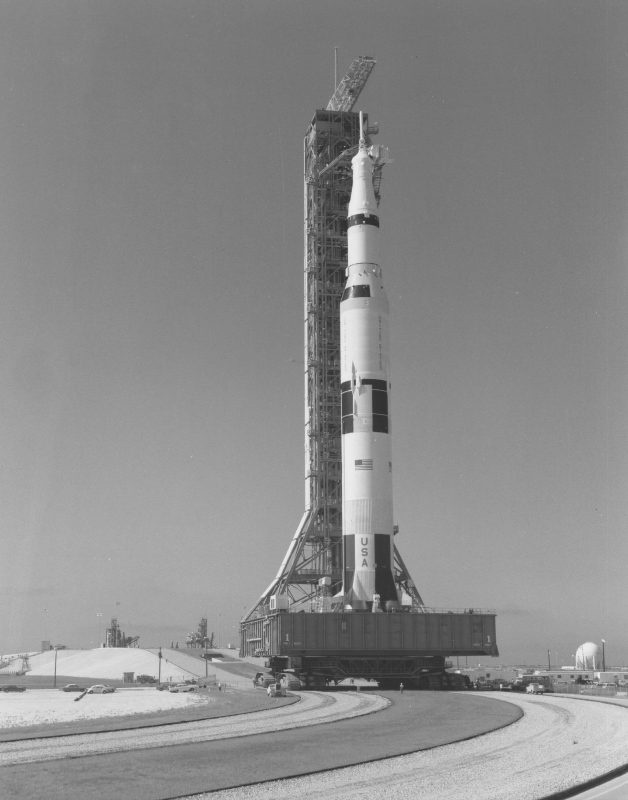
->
[158,647,162,685]
[602,639,606,672]
[53,646,58,688]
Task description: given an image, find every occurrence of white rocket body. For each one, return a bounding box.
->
[340,136,397,611]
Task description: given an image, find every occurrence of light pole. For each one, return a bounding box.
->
[53,646,58,688]
[97,613,103,647]
[602,639,606,672]
[547,649,551,671]
[158,647,162,685]
[218,614,221,649]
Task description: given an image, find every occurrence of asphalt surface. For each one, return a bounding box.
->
[0,691,521,800]
[197,694,628,800]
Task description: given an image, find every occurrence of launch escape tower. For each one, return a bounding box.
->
[244,58,423,620]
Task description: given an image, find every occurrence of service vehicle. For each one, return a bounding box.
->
[1,685,25,693]
[512,675,552,693]
[60,684,85,692]
[525,683,545,694]
[136,675,157,684]
[86,684,115,694]
[279,674,304,690]
[254,673,275,688]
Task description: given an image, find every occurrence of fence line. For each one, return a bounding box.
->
[554,683,628,697]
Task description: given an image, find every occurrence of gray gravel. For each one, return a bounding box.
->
[191,693,628,800]
[0,690,388,766]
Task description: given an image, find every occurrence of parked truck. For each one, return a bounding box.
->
[136,675,157,684]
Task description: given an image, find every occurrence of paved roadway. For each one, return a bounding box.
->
[2,690,628,800]
[195,693,628,800]
[0,690,518,800]
[543,694,628,800]
[571,773,628,800]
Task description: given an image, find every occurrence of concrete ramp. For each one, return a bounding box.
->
[146,649,254,686]
[0,652,43,674]
[25,649,197,682]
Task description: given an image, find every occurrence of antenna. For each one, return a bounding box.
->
[334,47,338,92]
[359,110,365,146]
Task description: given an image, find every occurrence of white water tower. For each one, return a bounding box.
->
[575,642,599,670]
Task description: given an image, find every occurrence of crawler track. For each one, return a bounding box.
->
[0,691,388,766]
[197,694,628,800]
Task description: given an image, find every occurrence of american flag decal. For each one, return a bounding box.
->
[355,459,373,470]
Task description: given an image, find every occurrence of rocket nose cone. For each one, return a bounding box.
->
[349,147,378,218]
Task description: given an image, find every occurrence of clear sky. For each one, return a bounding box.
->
[1,0,626,666]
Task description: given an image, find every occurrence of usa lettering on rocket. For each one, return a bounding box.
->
[341,114,398,612]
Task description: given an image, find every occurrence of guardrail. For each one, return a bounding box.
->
[206,681,252,691]
[554,683,628,697]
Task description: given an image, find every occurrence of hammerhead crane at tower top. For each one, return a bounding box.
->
[326,55,376,111]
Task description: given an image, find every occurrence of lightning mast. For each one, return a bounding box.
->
[245,57,423,622]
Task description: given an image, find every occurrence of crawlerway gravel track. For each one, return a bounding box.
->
[0,691,388,766]
[187,693,628,800]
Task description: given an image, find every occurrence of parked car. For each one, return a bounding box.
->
[169,683,196,693]
[86,685,115,694]
[1,685,25,693]
[60,684,85,692]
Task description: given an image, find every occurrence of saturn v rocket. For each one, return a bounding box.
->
[341,115,398,612]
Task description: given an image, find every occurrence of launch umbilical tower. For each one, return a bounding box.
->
[245,57,423,619]
[240,58,498,685]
